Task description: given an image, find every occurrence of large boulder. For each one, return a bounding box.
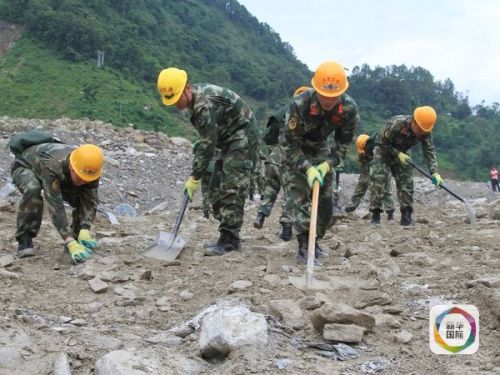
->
[198,304,268,359]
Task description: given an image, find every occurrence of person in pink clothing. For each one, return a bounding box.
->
[491,166,500,192]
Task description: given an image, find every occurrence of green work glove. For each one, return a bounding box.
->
[316,161,331,178]
[306,167,323,188]
[397,152,411,165]
[431,172,443,187]
[184,176,201,201]
[78,229,98,250]
[67,240,92,263]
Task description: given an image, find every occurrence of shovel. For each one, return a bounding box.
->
[408,159,476,223]
[144,191,189,261]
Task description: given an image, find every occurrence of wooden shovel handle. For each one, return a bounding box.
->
[307,180,320,271]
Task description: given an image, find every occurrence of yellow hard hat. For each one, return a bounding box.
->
[413,106,437,132]
[311,61,349,97]
[157,67,188,106]
[293,86,310,97]
[356,134,370,154]
[69,144,104,182]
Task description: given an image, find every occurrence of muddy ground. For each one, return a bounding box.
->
[0,117,499,374]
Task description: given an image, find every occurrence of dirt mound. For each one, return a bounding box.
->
[0,117,499,374]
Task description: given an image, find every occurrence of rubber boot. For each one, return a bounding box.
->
[370,209,381,224]
[204,231,241,256]
[386,210,394,221]
[296,234,320,265]
[253,213,265,229]
[279,222,293,241]
[400,207,413,226]
[17,236,35,258]
[296,234,308,264]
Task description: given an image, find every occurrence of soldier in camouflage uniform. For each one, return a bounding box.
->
[253,87,310,240]
[283,62,359,264]
[9,132,103,262]
[345,133,395,219]
[157,68,260,255]
[253,105,293,240]
[369,106,443,225]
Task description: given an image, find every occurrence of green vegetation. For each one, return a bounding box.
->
[0,37,196,137]
[0,0,498,180]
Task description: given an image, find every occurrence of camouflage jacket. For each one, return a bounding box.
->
[283,90,359,172]
[17,143,99,239]
[188,83,259,179]
[376,115,438,173]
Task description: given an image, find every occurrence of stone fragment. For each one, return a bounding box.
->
[323,323,365,343]
[269,299,305,330]
[311,303,376,332]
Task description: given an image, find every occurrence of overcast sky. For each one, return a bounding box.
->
[238,0,499,106]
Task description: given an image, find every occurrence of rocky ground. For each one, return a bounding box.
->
[0,117,499,375]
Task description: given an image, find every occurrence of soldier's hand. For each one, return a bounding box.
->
[316,161,330,178]
[306,167,324,188]
[184,177,201,201]
[78,229,98,249]
[397,152,411,165]
[67,240,92,263]
[431,172,443,187]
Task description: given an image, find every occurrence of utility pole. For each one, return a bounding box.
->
[97,50,105,68]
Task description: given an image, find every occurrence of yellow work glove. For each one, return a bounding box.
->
[67,240,92,263]
[184,177,201,201]
[306,167,324,188]
[316,161,331,178]
[431,172,443,187]
[78,229,98,249]
[397,152,411,165]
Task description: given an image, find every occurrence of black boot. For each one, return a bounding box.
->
[296,234,320,265]
[253,213,265,229]
[370,209,381,224]
[248,188,255,201]
[296,234,308,264]
[17,236,35,258]
[315,242,324,258]
[279,222,293,241]
[386,210,394,221]
[400,207,413,226]
[204,231,241,256]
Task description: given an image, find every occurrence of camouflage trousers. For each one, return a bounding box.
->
[257,162,292,224]
[249,158,266,196]
[12,166,88,241]
[207,151,254,238]
[350,160,394,211]
[369,148,413,211]
[201,172,212,216]
[288,169,333,239]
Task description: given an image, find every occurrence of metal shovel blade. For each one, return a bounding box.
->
[144,231,187,261]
